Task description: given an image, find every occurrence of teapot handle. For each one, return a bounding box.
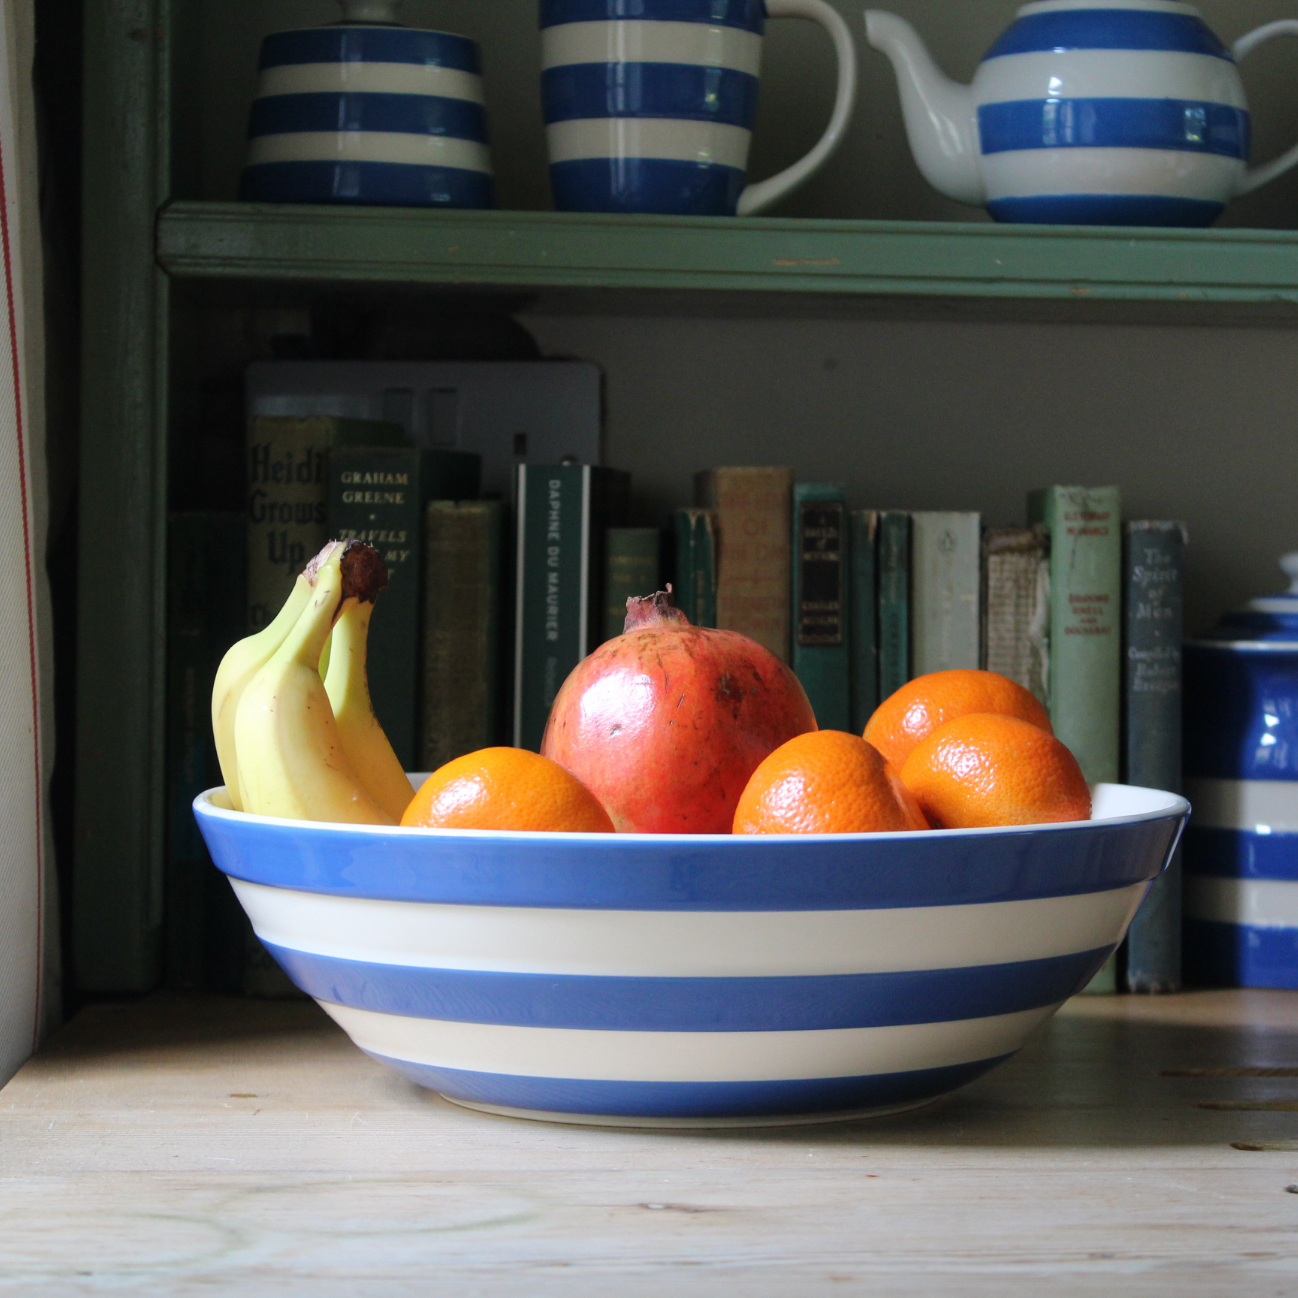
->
[736,0,858,216]
[1233,21,1298,195]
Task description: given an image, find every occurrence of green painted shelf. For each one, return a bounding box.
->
[157,201,1298,303]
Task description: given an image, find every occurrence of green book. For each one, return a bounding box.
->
[329,446,482,769]
[514,463,631,751]
[911,512,981,675]
[673,508,717,628]
[604,528,662,641]
[165,512,247,994]
[421,501,504,773]
[850,511,879,733]
[246,415,404,632]
[792,484,851,732]
[877,511,912,701]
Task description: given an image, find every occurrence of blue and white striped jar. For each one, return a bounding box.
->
[240,8,493,209]
[1183,556,1298,989]
[540,0,856,216]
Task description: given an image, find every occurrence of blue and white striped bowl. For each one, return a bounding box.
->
[195,782,1185,1127]
[240,25,493,209]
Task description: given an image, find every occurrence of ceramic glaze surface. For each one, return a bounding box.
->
[240,24,493,208]
[194,784,1185,1124]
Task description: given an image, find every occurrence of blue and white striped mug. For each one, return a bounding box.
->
[541,0,857,216]
[241,0,493,209]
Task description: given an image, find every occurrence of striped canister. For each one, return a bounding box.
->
[240,5,492,209]
[1184,557,1298,989]
[540,0,855,216]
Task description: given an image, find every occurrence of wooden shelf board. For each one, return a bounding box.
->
[157,201,1298,303]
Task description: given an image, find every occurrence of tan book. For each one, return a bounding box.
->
[694,466,794,662]
[981,526,1050,705]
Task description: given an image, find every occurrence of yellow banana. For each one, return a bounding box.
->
[324,595,414,822]
[234,548,394,825]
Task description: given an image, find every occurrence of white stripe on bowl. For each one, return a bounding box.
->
[977,49,1245,107]
[1184,876,1298,928]
[322,1001,1058,1082]
[1185,778,1298,834]
[981,146,1240,200]
[231,879,1144,977]
[546,117,750,168]
[256,61,485,104]
[246,131,492,173]
[541,20,763,77]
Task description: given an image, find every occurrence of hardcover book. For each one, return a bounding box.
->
[850,510,880,732]
[672,508,717,629]
[792,484,851,731]
[982,526,1050,705]
[877,511,912,700]
[911,511,981,676]
[604,528,662,641]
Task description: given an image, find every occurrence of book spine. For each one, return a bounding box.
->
[421,501,503,772]
[672,508,717,628]
[792,484,851,731]
[877,512,912,700]
[981,526,1050,706]
[695,467,794,662]
[1122,520,1186,994]
[604,528,661,641]
[911,512,982,676]
[850,511,879,732]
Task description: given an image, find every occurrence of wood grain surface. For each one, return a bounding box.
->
[2,990,1298,1294]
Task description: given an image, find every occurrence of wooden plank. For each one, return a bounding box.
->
[156,202,1298,303]
[2,991,1298,1292]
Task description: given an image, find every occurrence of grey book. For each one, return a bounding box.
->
[911,512,981,676]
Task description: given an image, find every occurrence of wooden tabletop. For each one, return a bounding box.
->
[2,989,1298,1294]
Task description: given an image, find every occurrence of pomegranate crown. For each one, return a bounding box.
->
[623,584,693,633]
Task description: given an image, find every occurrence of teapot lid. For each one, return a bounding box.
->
[1018,0,1202,14]
[1192,554,1298,650]
[336,0,404,24]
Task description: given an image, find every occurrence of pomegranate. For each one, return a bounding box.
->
[540,589,817,833]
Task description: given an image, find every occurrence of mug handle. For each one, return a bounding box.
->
[736,0,858,216]
[1233,21,1298,195]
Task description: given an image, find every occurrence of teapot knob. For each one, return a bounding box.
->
[1281,552,1298,595]
[338,0,404,22]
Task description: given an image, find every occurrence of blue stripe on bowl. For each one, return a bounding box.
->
[1183,826,1298,881]
[365,1053,1008,1117]
[261,27,482,73]
[550,156,746,214]
[540,0,765,35]
[197,796,1181,908]
[1184,918,1298,990]
[542,63,759,129]
[979,98,1249,159]
[985,194,1223,227]
[266,944,1110,1030]
[248,92,488,142]
[239,160,493,208]
[984,11,1230,60]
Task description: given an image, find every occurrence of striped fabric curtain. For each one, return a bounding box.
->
[0,0,54,1088]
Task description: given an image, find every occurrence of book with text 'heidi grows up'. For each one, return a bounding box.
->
[911,511,981,677]
[246,415,404,633]
[981,526,1050,706]
[792,484,851,731]
[850,510,879,731]
[603,528,662,642]
[514,463,631,752]
[328,446,482,770]
[672,508,717,629]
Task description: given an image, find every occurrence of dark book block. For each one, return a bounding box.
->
[878,511,912,700]
[792,484,851,731]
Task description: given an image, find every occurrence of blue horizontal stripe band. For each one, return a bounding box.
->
[986,194,1223,227]
[542,63,759,128]
[365,1053,1008,1117]
[266,944,1110,1031]
[238,161,493,208]
[1184,919,1298,990]
[550,156,746,214]
[248,92,488,142]
[1183,826,1298,881]
[540,0,765,34]
[260,28,482,72]
[978,98,1249,159]
[984,11,1230,60]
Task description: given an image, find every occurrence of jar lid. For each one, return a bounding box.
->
[1191,553,1298,650]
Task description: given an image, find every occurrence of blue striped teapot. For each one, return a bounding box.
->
[865,0,1298,226]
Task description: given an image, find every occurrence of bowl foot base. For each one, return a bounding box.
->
[439,1093,942,1129]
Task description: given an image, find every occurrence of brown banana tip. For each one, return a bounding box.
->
[339,539,389,603]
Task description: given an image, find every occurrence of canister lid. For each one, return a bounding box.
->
[1191,553,1298,650]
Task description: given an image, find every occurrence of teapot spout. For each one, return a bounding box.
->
[864,11,984,206]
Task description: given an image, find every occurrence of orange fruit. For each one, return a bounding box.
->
[401,747,614,833]
[733,731,928,835]
[864,669,1052,769]
[899,713,1091,830]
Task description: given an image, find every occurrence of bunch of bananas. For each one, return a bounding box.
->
[211,540,414,825]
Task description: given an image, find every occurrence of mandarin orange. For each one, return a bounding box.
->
[733,730,928,835]
[401,747,614,833]
[899,712,1090,830]
[863,668,1052,769]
